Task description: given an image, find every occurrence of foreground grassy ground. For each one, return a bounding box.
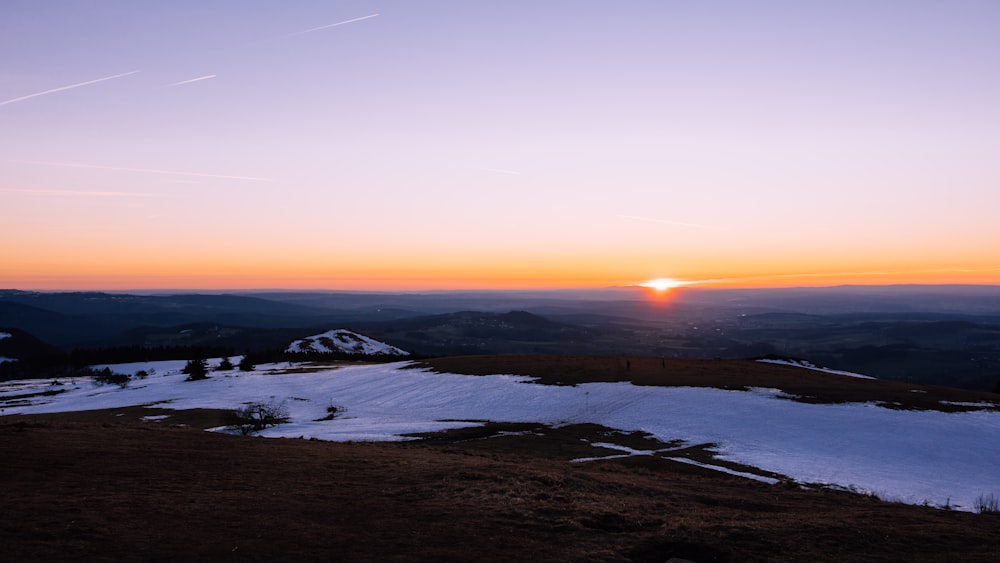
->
[3,356,1000,561]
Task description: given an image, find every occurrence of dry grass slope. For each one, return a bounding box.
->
[3,355,1000,561]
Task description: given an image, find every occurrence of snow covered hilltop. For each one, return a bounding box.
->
[286,329,408,356]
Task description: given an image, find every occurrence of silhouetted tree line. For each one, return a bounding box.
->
[70,345,235,369]
[0,354,72,381]
[0,345,235,381]
[1,344,418,382]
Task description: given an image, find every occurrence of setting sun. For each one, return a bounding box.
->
[638,278,690,291]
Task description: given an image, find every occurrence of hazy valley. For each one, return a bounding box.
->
[3,285,1000,391]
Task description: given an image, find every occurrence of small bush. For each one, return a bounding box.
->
[226,400,290,435]
[238,355,255,372]
[314,404,346,422]
[975,493,999,514]
[217,357,234,371]
[93,367,131,388]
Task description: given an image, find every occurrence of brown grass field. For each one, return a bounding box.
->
[3,356,1000,562]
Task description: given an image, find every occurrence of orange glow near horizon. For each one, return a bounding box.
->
[4,261,1000,292]
[4,231,1000,292]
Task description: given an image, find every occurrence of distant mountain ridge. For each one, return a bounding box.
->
[0,290,335,347]
[2,287,1000,390]
[350,310,601,356]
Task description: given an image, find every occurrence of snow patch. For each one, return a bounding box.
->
[571,442,686,463]
[940,400,999,409]
[0,332,11,340]
[745,386,799,400]
[286,329,408,356]
[757,358,875,379]
[666,457,781,485]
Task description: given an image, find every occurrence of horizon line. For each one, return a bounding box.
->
[4,282,1000,295]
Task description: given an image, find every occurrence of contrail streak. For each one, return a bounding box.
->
[23,160,273,182]
[166,74,217,87]
[616,214,715,229]
[1,187,138,197]
[0,70,140,106]
[290,13,380,36]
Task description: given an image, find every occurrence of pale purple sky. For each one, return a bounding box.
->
[2,1,999,289]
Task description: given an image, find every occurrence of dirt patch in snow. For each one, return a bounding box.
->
[418,355,1000,412]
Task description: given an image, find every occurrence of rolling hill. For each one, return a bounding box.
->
[4,286,1000,390]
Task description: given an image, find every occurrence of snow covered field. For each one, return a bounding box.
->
[3,359,999,511]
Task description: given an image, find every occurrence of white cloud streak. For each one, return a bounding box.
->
[1,187,139,197]
[166,74,217,87]
[289,13,380,36]
[22,160,273,182]
[0,70,140,106]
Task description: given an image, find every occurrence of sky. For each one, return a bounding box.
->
[2,1,999,291]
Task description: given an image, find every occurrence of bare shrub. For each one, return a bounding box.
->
[92,367,131,388]
[314,403,346,422]
[975,493,999,514]
[226,400,290,435]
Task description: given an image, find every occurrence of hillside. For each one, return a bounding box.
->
[353,310,601,355]
[0,291,335,347]
[4,354,1000,560]
[4,355,999,507]
[4,419,999,562]
[0,328,64,364]
[0,328,70,380]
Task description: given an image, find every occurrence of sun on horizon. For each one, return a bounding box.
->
[637,278,692,292]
